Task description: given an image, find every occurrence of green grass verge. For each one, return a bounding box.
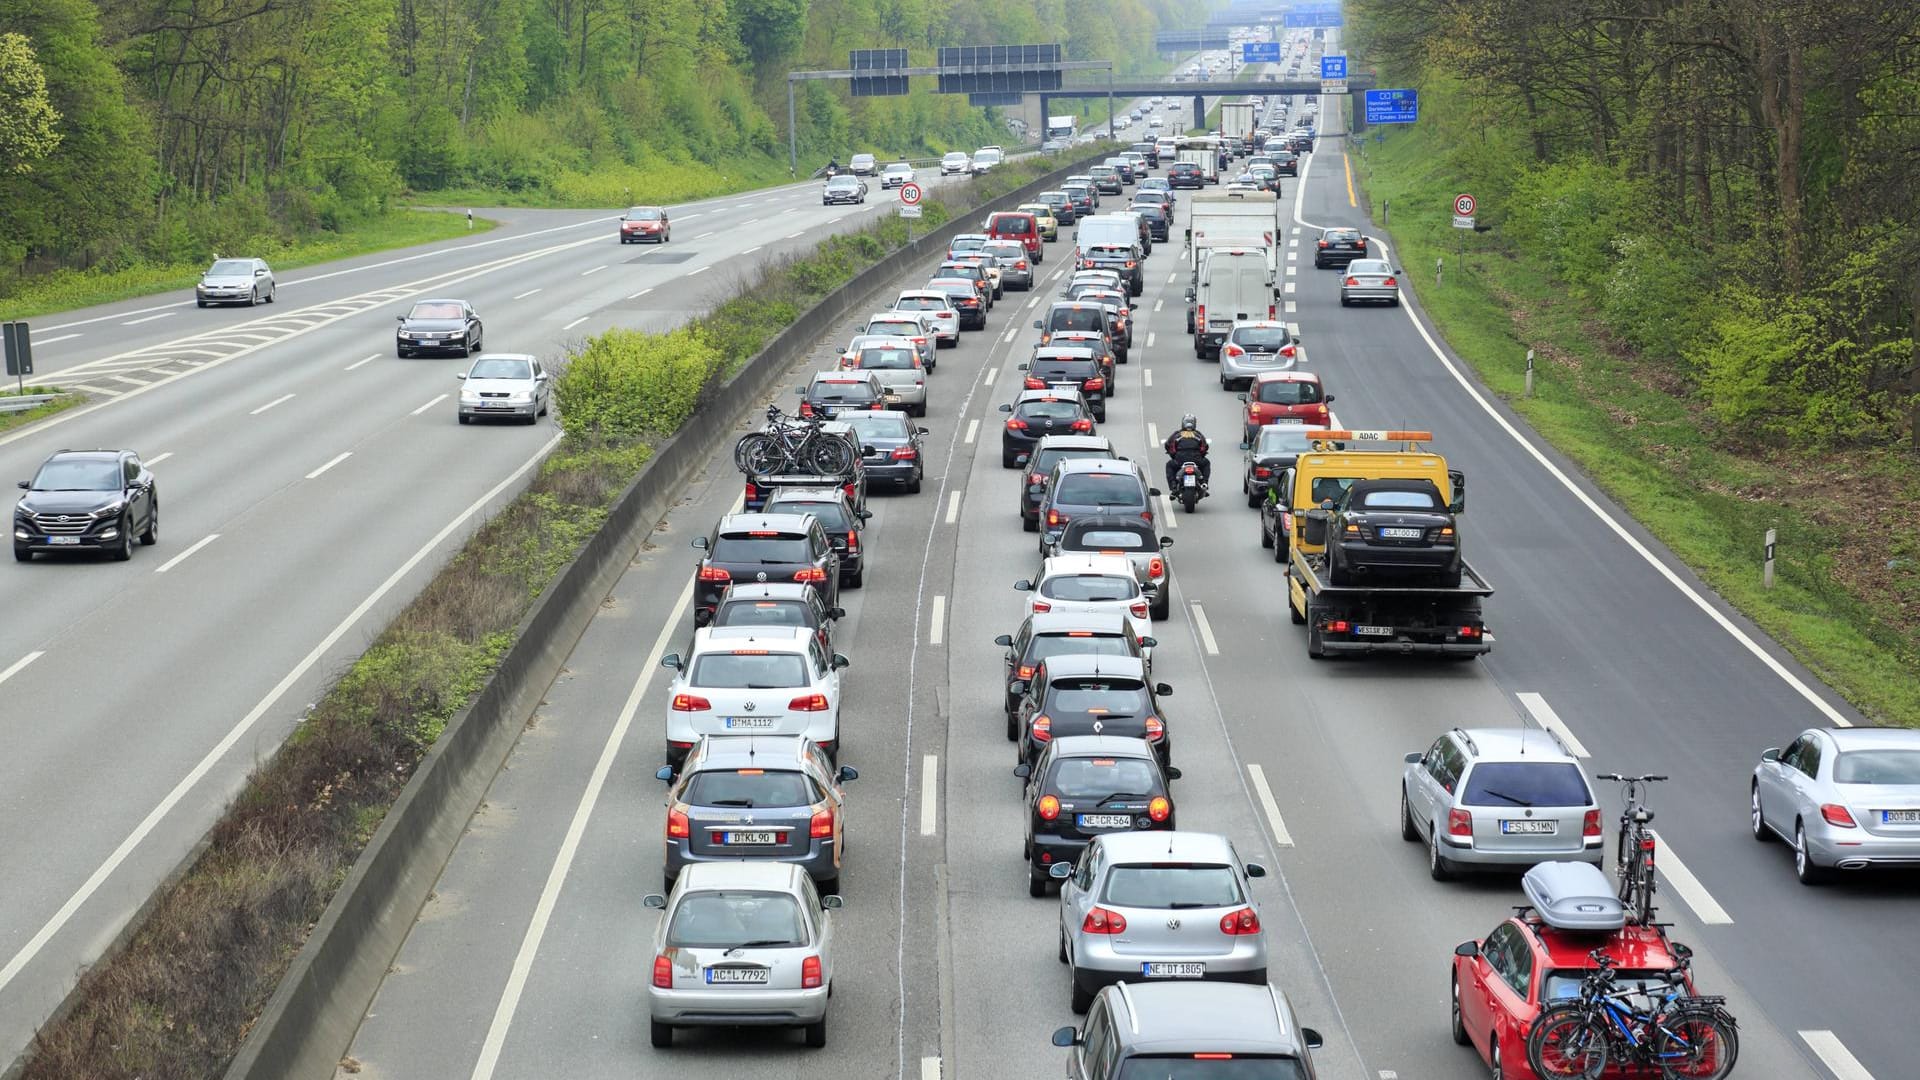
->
[1354,124,1920,726]
[0,210,495,322]
[0,388,84,434]
[405,153,796,210]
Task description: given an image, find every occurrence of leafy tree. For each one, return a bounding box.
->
[0,32,60,173]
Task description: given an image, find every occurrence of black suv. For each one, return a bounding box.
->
[14,450,159,562]
[691,513,840,624]
[1012,654,1173,768]
[1168,162,1205,189]
[1022,350,1108,423]
[1323,478,1465,587]
[1014,735,1179,896]
[396,298,482,358]
[1018,435,1115,530]
[1313,227,1369,269]
[994,611,1151,736]
[764,487,871,589]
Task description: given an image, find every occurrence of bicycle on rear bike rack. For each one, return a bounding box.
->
[1599,772,1666,925]
[1526,946,1738,1079]
[734,404,855,477]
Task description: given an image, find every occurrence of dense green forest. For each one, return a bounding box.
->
[1350,0,1919,448]
[0,0,1209,290]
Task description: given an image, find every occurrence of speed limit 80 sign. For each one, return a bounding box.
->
[1453,193,1477,217]
[899,182,924,205]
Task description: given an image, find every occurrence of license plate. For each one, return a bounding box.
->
[1882,810,1920,824]
[1353,625,1393,637]
[725,717,776,729]
[705,967,769,984]
[1077,814,1133,829]
[48,536,81,545]
[1142,962,1206,978]
[480,402,507,409]
[723,831,778,845]
[1502,819,1557,834]
[1379,527,1424,540]
[1271,417,1305,424]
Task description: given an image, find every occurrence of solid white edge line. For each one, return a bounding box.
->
[963,418,979,444]
[1516,692,1590,757]
[945,491,962,525]
[0,651,45,688]
[1246,764,1295,847]
[0,432,561,1001]
[410,393,449,416]
[345,354,379,370]
[305,452,352,480]
[1646,830,1733,925]
[1799,1030,1875,1080]
[249,393,294,415]
[467,571,695,1080]
[1190,602,1220,654]
[153,533,219,574]
[919,755,939,837]
[122,312,174,326]
[688,266,710,276]
[928,595,946,646]
[144,452,173,466]
[30,333,80,346]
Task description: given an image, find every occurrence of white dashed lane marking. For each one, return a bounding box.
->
[1799,1031,1876,1080]
[249,393,294,415]
[1247,764,1295,847]
[964,419,979,444]
[929,595,946,645]
[305,452,352,480]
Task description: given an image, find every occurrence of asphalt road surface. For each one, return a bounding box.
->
[334,79,1905,1080]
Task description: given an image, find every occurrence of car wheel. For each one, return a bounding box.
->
[1402,786,1422,842]
[196,300,208,308]
[1007,711,1019,742]
[1249,484,1264,510]
[266,284,276,303]
[458,414,471,425]
[111,517,134,561]
[1028,870,1048,898]
[1490,1036,1505,1079]
[1340,296,1351,307]
[1149,590,1169,621]
[140,500,159,546]
[1429,831,1455,881]
[249,287,259,305]
[845,567,863,590]
[803,1016,827,1049]
[1023,515,1038,533]
[1058,927,1069,964]
[1450,971,1471,1045]
[650,1020,673,1048]
[1391,297,1401,307]
[1794,821,1830,884]
[1069,966,1095,1014]
[906,472,922,495]
[13,545,30,562]
[1750,784,1772,841]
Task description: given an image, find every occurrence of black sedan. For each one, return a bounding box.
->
[1130,202,1171,243]
[397,298,483,357]
[823,175,869,205]
[1014,735,1179,896]
[839,409,927,494]
[1323,478,1463,587]
[691,513,841,625]
[1243,424,1322,509]
[14,449,158,562]
[1313,228,1369,269]
[1270,150,1299,177]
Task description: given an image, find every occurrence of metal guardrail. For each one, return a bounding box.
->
[0,393,65,414]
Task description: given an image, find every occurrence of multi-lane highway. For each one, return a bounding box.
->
[328,77,1904,1080]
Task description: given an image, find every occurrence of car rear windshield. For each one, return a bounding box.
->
[810,381,878,404]
[1071,528,1151,550]
[685,768,819,808]
[1033,360,1099,381]
[713,600,814,631]
[1325,229,1361,242]
[1041,575,1137,602]
[1030,449,1112,477]
[1232,326,1292,349]
[1833,749,1920,784]
[667,891,806,947]
[895,296,947,311]
[1087,246,1133,262]
[469,358,532,379]
[984,242,1026,260]
[1352,488,1439,510]
[1255,429,1316,455]
[689,651,809,688]
[1049,683,1149,717]
[712,533,811,562]
[949,238,987,253]
[1459,762,1591,808]
[841,414,908,441]
[1255,381,1322,405]
[1048,308,1106,332]
[1050,757,1161,799]
[868,321,921,339]
[408,302,462,319]
[772,501,850,531]
[1542,969,1675,1003]
[1116,1056,1307,1079]
[1055,473,1146,506]
[991,216,1032,234]
[854,346,917,370]
[1101,864,1242,908]
[1028,633,1132,668]
[1018,401,1082,422]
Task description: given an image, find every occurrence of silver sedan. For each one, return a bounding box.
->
[1338,259,1401,307]
[1752,726,1920,883]
[643,861,841,1047]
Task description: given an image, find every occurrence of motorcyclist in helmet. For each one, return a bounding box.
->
[825,158,842,177]
[1163,413,1211,492]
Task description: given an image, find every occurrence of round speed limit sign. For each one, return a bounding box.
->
[1453,193,1477,217]
[899,182,924,206]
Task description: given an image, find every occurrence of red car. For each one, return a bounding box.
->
[1450,863,1704,1079]
[618,205,670,243]
[985,211,1044,261]
[1240,370,1332,442]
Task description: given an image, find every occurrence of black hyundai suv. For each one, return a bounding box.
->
[1322,477,1464,587]
[1014,735,1179,896]
[14,449,159,562]
[691,513,840,624]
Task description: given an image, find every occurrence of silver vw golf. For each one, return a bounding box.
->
[1055,830,1268,1013]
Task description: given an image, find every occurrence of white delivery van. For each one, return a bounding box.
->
[1191,249,1273,359]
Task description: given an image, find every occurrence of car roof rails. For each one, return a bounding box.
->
[1449,727,1480,756]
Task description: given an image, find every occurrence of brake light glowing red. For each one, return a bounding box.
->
[789,693,830,711]
[1025,377,1047,390]
[1219,907,1261,935]
[1821,803,1858,828]
[1383,277,1397,286]
[846,529,859,551]
[667,806,690,839]
[1031,714,1052,741]
[1016,664,1035,679]
[793,567,827,583]
[698,566,731,583]
[1223,344,1244,359]
[1084,377,1105,391]
[672,694,711,712]
[1584,809,1603,837]
[1032,601,1052,612]
[1006,418,1028,431]
[1148,796,1170,822]
[1037,794,1060,820]
[801,955,823,988]
[1081,907,1127,934]
[1148,556,1164,579]
[810,806,834,838]
[891,447,917,460]
[653,954,674,988]
[1344,277,1359,286]
[1254,467,1271,479]
[1070,419,1092,433]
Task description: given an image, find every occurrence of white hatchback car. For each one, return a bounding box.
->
[1016,554,1152,650]
[643,861,840,1048]
[455,352,549,425]
[861,312,937,370]
[891,291,961,346]
[661,626,848,767]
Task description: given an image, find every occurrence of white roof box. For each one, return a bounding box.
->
[1522,862,1626,932]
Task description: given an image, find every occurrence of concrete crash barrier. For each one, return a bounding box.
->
[225,149,1108,1080]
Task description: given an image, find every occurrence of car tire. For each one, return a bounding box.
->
[196,299,208,308]
[1795,821,1830,884]
[458,414,471,425]
[1450,971,1471,1045]
[1340,296,1351,307]
[1069,967,1095,1014]
[803,1016,827,1049]
[1023,515,1038,533]
[140,500,158,546]
[1750,784,1772,842]
[1428,831,1454,881]
[817,873,839,897]
[1028,870,1048,899]
[650,1020,673,1048]
[111,518,134,561]
[1401,786,1421,842]
[398,349,410,359]
[1274,533,1289,565]
[1002,453,1018,469]
[1007,711,1020,742]
[1490,1036,1505,1079]
[1058,927,1069,965]
[266,285,275,303]
[249,287,260,305]
[13,545,30,562]
[1150,590,1169,621]
[1258,508,1273,540]
[845,568,863,590]
[906,473,922,495]
[1391,297,1401,307]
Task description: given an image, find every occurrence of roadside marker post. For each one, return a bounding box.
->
[1525,348,1535,398]
[1764,528,1777,589]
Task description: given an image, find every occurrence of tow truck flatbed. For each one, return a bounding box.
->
[1287,550,1494,659]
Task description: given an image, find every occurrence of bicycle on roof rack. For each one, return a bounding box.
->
[734,404,854,477]
[1598,772,1666,926]
[1526,945,1739,1079]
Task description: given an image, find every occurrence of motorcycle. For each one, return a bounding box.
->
[1178,461,1206,513]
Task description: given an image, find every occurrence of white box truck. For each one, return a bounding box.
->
[1046,115,1077,141]
[1221,102,1257,154]
[1176,148,1219,186]
[1183,190,1281,331]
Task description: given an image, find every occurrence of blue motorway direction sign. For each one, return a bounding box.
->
[1364,88,1419,124]
[1320,55,1347,80]
[1242,42,1282,64]
[1285,10,1344,27]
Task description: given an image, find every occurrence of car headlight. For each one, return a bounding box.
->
[93,501,125,518]
[460,391,482,403]
[508,391,532,403]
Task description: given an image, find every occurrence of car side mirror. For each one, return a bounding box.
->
[1013,762,1032,779]
[821,894,844,910]
[838,765,860,783]
[691,536,709,550]
[858,510,873,521]
[1049,862,1074,879]
[1404,751,1424,764]
[1013,579,1032,591]
[917,427,930,435]
[1454,941,1479,958]
[1052,1026,1082,1048]
[1302,1028,1324,1051]
[1164,765,1183,781]
[1448,468,1467,514]
[994,633,1014,647]
[642,894,666,909]
[1017,363,1029,371]
[1154,682,1173,696]
[397,315,406,322]
[655,765,675,783]
[1009,679,1029,696]
[998,403,1013,413]
[1148,487,1162,497]
[1236,393,1248,403]
[831,652,850,670]
[660,653,683,671]
[1761,747,1782,763]
[1244,862,1267,878]
[827,607,846,620]
[1238,441,1249,450]
[17,480,29,489]
[1141,636,1157,648]
[1325,394,1336,404]
[455,373,466,380]
[1159,537,1174,548]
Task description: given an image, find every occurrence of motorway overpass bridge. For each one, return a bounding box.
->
[1041,73,1376,133]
